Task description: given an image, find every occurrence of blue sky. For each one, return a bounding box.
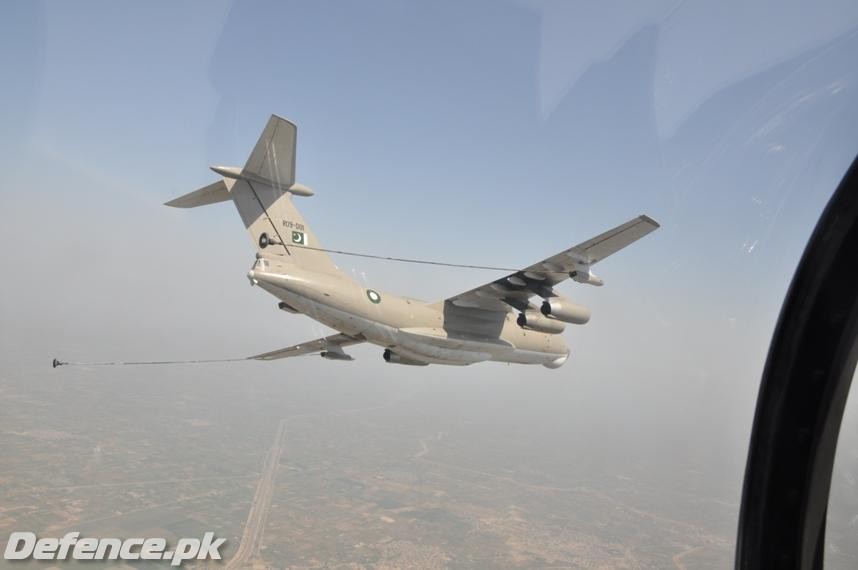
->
[6,1,857,270]
[2,0,858,520]
[5,0,855,341]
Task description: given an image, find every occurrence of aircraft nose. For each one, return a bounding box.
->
[247,270,258,286]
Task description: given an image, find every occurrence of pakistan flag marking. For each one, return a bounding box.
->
[291,230,308,246]
[366,289,382,304]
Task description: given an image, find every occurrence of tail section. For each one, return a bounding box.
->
[166,115,342,276]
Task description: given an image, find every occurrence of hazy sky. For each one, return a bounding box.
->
[2,1,858,555]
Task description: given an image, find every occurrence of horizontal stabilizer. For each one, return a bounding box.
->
[164,180,230,208]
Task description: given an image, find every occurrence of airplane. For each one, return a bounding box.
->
[165,115,659,368]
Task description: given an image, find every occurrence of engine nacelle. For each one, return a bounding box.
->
[516,310,566,334]
[540,299,591,325]
[383,348,429,366]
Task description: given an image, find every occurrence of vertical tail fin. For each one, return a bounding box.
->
[165,115,342,275]
[243,114,297,189]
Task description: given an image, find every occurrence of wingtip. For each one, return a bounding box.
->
[639,214,660,228]
[163,199,190,208]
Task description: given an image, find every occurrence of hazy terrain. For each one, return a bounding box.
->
[2,358,745,568]
[3,353,858,569]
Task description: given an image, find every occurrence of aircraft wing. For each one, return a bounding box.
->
[249,333,363,361]
[446,215,660,312]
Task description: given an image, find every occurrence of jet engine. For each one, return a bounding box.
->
[383,348,430,366]
[540,299,591,325]
[516,310,566,334]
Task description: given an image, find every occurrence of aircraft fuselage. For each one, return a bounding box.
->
[248,258,570,368]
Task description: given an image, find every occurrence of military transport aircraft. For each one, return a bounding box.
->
[165,115,659,368]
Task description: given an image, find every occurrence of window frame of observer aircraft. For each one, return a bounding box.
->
[736,155,858,569]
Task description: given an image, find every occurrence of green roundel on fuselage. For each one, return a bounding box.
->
[366,289,382,304]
